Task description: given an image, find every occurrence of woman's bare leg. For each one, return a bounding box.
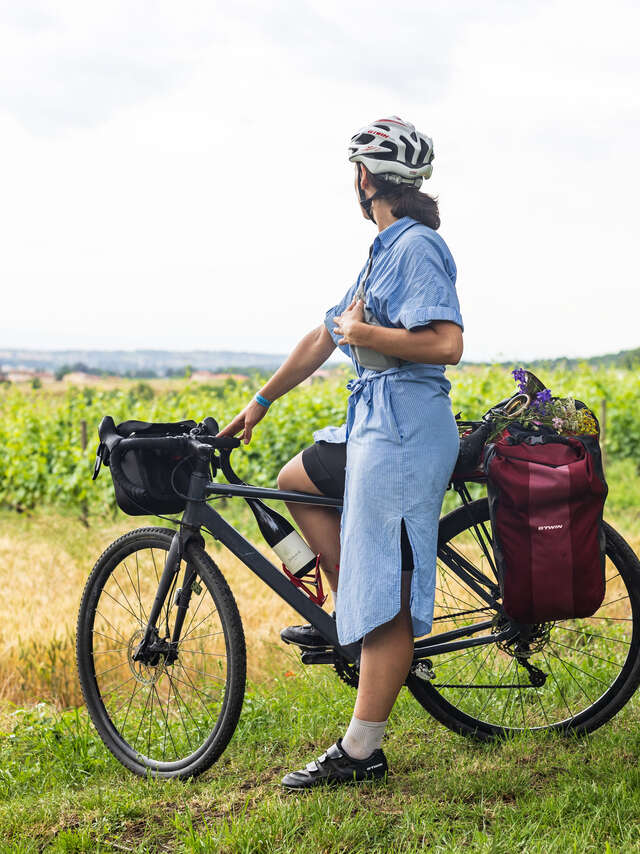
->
[278,454,414,720]
[277,452,341,593]
[354,571,414,721]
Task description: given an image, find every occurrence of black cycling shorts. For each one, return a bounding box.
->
[301,441,415,572]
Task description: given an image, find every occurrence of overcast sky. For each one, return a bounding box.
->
[1,0,638,363]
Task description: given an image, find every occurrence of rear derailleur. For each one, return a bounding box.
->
[494,617,550,687]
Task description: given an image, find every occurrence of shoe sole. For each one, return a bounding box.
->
[281,774,387,791]
[280,637,334,651]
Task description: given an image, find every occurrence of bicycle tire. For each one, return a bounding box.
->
[76,527,246,779]
[407,498,640,740]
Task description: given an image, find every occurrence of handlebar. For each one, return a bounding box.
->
[95,414,244,489]
[116,433,241,454]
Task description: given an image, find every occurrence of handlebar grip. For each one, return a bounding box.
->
[218,448,244,485]
[106,440,150,504]
[118,435,189,453]
[212,436,241,450]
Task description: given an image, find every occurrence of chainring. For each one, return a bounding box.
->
[333,657,359,688]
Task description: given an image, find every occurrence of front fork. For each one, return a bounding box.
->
[132,530,199,666]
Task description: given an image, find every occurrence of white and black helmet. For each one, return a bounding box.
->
[348,116,434,187]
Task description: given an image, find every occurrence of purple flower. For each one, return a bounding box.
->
[512,367,528,392]
[532,388,552,415]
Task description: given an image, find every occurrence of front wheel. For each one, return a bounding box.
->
[77,527,246,778]
[407,498,640,740]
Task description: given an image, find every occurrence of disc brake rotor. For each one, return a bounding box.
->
[127,629,166,686]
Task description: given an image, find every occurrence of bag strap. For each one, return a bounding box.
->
[355,243,375,302]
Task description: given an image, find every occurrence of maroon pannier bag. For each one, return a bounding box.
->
[483,422,608,623]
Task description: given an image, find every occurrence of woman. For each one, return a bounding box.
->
[219,116,464,789]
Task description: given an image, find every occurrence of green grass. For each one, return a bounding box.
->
[1,437,639,850]
[3,669,640,853]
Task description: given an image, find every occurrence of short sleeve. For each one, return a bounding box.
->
[389,238,464,333]
[323,280,359,357]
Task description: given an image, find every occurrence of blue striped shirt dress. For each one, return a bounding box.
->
[314,216,464,646]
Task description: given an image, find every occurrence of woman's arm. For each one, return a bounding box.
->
[260,324,337,400]
[217,324,336,442]
[334,298,463,365]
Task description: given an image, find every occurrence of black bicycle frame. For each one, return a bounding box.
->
[142,463,510,667]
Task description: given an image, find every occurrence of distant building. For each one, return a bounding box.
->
[4,369,53,383]
[190,371,249,383]
[63,371,103,385]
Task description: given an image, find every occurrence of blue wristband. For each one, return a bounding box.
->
[255,393,272,408]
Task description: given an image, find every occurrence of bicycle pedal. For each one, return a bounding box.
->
[300,650,336,665]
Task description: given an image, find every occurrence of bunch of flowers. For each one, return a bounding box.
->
[488,368,599,439]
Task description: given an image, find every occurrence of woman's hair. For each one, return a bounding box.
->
[367,170,440,230]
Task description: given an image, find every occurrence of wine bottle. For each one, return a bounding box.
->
[246,498,317,578]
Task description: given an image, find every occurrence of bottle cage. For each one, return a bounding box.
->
[282,553,327,606]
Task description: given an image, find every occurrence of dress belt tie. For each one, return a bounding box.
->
[345,375,377,441]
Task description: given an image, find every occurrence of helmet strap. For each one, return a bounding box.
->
[357,164,376,223]
[357,164,403,224]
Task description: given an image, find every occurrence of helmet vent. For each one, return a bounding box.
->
[376,140,398,160]
[373,123,390,131]
[418,138,432,163]
[354,133,375,144]
[399,135,415,164]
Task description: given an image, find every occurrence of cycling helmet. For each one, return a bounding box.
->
[348,116,434,221]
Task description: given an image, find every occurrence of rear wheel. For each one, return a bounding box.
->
[407,498,640,740]
[77,527,246,778]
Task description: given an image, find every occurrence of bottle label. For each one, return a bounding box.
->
[273,530,316,574]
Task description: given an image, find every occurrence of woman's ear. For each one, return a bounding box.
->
[358,163,370,190]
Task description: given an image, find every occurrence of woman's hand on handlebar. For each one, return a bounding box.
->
[217,399,268,445]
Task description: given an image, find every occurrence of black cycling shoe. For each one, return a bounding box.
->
[280,612,335,649]
[281,739,388,790]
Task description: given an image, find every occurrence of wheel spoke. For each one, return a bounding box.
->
[78,536,241,778]
[409,500,639,737]
[555,625,630,646]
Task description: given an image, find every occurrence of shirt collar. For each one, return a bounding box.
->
[373,216,417,251]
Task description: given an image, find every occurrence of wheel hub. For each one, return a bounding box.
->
[494,619,554,658]
[127,629,166,685]
[492,617,550,686]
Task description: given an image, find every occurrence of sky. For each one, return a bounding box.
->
[0,0,638,364]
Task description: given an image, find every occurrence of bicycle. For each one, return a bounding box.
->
[77,391,640,779]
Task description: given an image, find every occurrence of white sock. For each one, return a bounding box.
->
[341,715,388,760]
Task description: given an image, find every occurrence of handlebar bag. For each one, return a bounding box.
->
[98,417,197,516]
[483,422,608,623]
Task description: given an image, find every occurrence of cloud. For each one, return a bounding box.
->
[0,0,638,360]
[0,1,220,134]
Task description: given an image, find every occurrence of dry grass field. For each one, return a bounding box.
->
[0,507,329,708]
[1,463,638,711]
